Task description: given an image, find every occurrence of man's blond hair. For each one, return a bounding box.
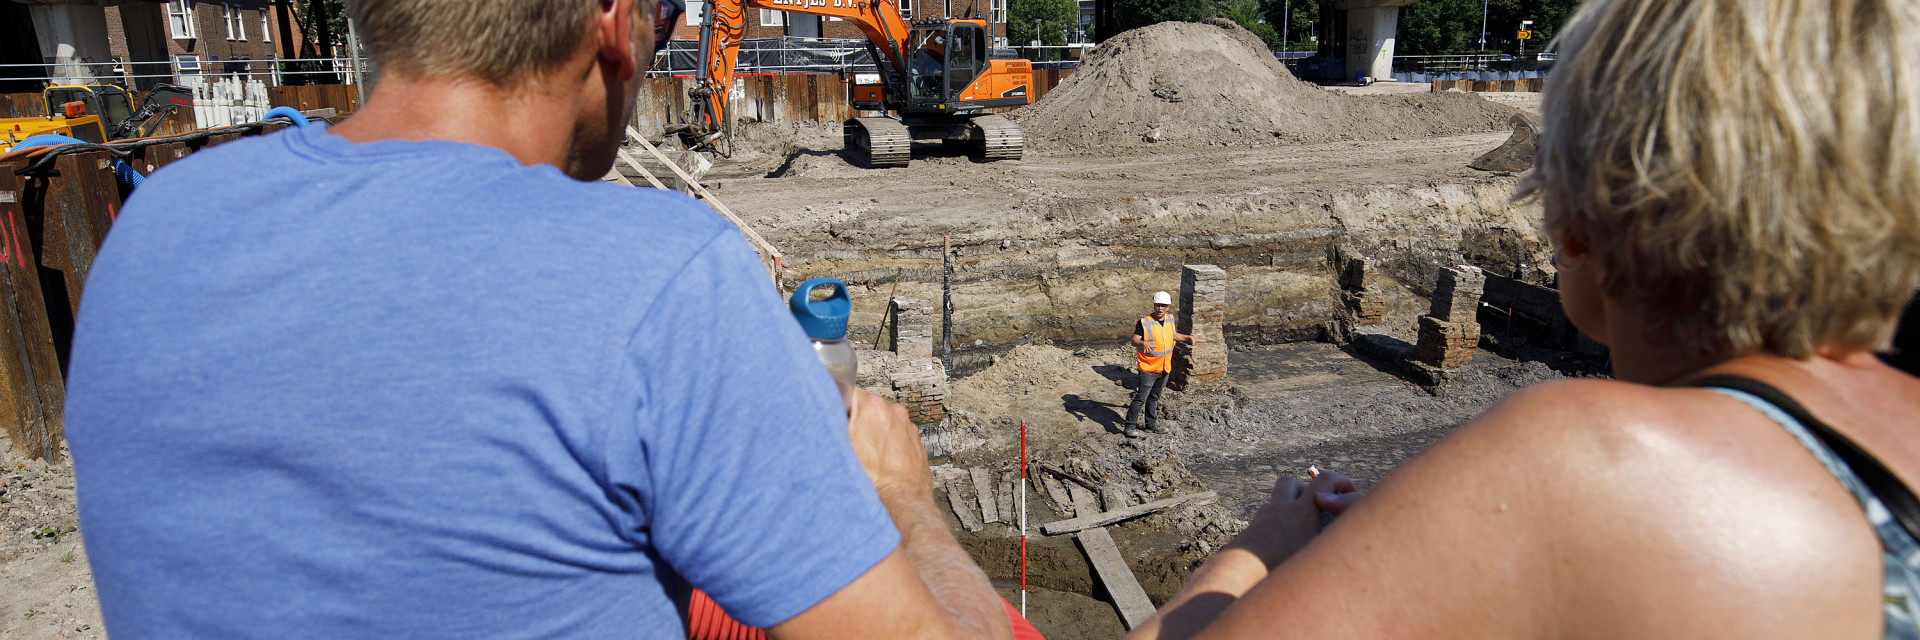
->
[1521,0,1920,359]
[349,0,603,85]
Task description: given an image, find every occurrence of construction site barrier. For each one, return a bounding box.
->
[1429,78,1547,93]
[0,123,290,462]
[630,70,1076,138]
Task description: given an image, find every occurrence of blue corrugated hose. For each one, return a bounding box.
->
[263,106,309,127]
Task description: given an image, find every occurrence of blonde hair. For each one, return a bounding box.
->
[1521,0,1920,358]
[349,0,608,85]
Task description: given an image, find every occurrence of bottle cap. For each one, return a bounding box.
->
[789,277,851,340]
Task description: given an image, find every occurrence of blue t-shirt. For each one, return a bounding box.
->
[65,125,899,638]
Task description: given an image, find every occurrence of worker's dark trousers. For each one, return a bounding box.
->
[1124,369,1169,429]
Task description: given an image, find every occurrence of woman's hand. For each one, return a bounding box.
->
[1228,470,1360,569]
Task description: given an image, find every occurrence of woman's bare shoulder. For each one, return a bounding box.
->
[1397,377,1886,637]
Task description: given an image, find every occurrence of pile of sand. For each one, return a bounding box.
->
[1015,20,1519,152]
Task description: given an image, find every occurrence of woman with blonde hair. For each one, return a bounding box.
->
[1132,0,1920,637]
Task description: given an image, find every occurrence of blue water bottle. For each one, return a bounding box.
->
[789,278,857,399]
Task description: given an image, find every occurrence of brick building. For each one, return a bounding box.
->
[673,0,1008,46]
[104,0,290,89]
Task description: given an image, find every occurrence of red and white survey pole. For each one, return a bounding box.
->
[1019,419,1028,617]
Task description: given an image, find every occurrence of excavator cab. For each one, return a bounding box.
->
[901,21,990,108]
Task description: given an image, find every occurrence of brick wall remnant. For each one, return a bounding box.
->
[1172,264,1228,387]
[1340,254,1386,326]
[1429,264,1487,323]
[887,296,946,424]
[892,362,948,425]
[890,296,934,359]
[1411,265,1486,369]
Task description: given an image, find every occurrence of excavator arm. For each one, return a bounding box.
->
[682,0,914,150]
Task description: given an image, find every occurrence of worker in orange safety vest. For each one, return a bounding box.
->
[1124,290,1198,437]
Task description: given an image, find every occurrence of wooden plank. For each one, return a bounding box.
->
[1041,475,1071,516]
[0,165,64,463]
[1042,491,1219,536]
[946,477,983,532]
[997,473,1017,524]
[970,467,998,524]
[1075,527,1157,629]
[1066,483,1099,518]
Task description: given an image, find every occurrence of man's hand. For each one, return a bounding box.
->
[846,389,934,502]
[786,389,1012,640]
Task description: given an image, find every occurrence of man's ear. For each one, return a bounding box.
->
[597,0,643,81]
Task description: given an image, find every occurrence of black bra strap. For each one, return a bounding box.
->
[1688,375,1920,542]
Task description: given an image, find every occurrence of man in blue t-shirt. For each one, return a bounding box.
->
[63,0,1013,638]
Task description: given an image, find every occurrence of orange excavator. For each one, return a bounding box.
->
[674,0,1031,168]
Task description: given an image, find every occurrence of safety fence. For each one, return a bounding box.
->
[631,69,1075,136]
[1428,78,1546,93]
[646,38,1090,77]
[0,123,295,462]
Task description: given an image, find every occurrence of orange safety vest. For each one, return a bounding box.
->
[1136,316,1175,373]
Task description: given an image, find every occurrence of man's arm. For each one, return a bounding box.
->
[1131,321,1148,351]
[768,391,1014,640]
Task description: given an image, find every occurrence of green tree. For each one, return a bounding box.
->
[1396,0,1582,55]
[1259,0,1320,52]
[1108,0,1221,36]
[1009,0,1081,46]
[1222,0,1282,50]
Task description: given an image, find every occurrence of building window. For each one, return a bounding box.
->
[760,9,786,26]
[261,9,271,42]
[686,0,703,25]
[174,55,201,75]
[167,0,196,39]
[899,0,911,19]
[991,0,1006,24]
[222,4,246,41]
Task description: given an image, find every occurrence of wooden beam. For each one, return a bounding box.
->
[1075,527,1157,629]
[946,477,983,532]
[614,148,670,191]
[623,127,782,263]
[1041,491,1218,536]
[971,467,999,525]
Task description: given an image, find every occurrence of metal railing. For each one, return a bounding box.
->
[644,40,1099,76]
[1391,53,1504,73]
[0,57,372,89]
[648,38,877,77]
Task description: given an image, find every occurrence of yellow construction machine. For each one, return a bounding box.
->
[1,84,193,154]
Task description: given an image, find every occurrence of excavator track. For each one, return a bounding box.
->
[846,117,911,169]
[970,114,1024,161]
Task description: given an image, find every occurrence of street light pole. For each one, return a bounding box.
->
[1479,0,1490,50]
[1281,0,1290,53]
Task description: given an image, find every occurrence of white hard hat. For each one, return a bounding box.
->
[1152,291,1172,305]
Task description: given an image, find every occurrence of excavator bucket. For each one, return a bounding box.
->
[1468,114,1541,173]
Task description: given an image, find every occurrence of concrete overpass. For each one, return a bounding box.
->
[1323,0,1417,82]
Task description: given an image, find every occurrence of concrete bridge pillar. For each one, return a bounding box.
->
[1325,0,1417,82]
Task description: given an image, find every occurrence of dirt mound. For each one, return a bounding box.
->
[1015,21,1519,151]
